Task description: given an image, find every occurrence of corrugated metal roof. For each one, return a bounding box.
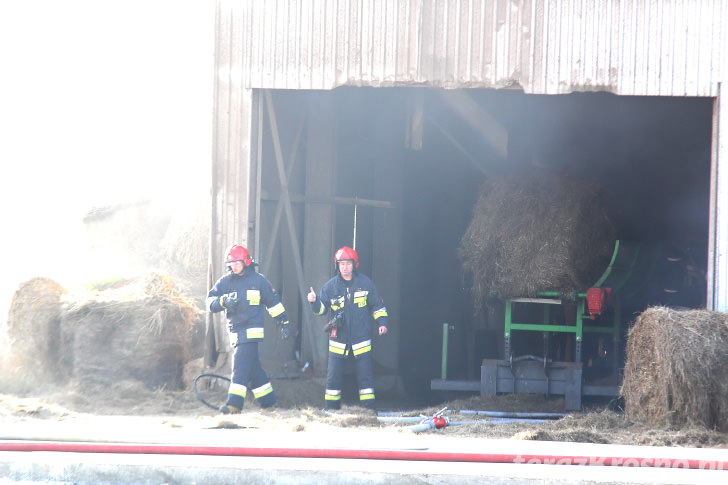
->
[217,0,725,96]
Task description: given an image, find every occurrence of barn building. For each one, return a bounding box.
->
[205,0,728,405]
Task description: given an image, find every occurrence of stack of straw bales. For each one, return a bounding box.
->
[622,306,728,431]
[459,172,616,307]
[4,273,200,391]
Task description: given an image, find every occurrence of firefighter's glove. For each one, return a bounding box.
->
[219,294,238,309]
[278,319,291,340]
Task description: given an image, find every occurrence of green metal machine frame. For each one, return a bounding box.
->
[503,240,657,362]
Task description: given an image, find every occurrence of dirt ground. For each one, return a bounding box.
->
[2,373,727,449]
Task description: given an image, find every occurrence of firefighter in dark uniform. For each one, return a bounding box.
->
[307,246,388,411]
[206,244,291,414]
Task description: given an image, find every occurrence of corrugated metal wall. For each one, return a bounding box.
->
[220,0,724,96]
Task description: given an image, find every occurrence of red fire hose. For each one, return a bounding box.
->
[1,440,727,470]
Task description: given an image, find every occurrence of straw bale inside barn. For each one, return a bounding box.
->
[254,87,711,399]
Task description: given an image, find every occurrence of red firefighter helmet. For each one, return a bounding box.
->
[226,244,253,267]
[334,246,359,268]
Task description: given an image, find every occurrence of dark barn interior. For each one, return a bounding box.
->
[261,87,712,401]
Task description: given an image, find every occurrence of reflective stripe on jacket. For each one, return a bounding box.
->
[206,270,287,343]
[312,272,388,358]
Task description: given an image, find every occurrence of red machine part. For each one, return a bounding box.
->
[586,287,613,319]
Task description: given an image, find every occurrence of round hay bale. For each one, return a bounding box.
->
[60,272,201,391]
[621,306,728,431]
[5,277,67,383]
[459,172,616,307]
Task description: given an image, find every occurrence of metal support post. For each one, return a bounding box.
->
[441,323,449,380]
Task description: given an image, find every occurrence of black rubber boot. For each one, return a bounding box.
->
[219,404,241,414]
